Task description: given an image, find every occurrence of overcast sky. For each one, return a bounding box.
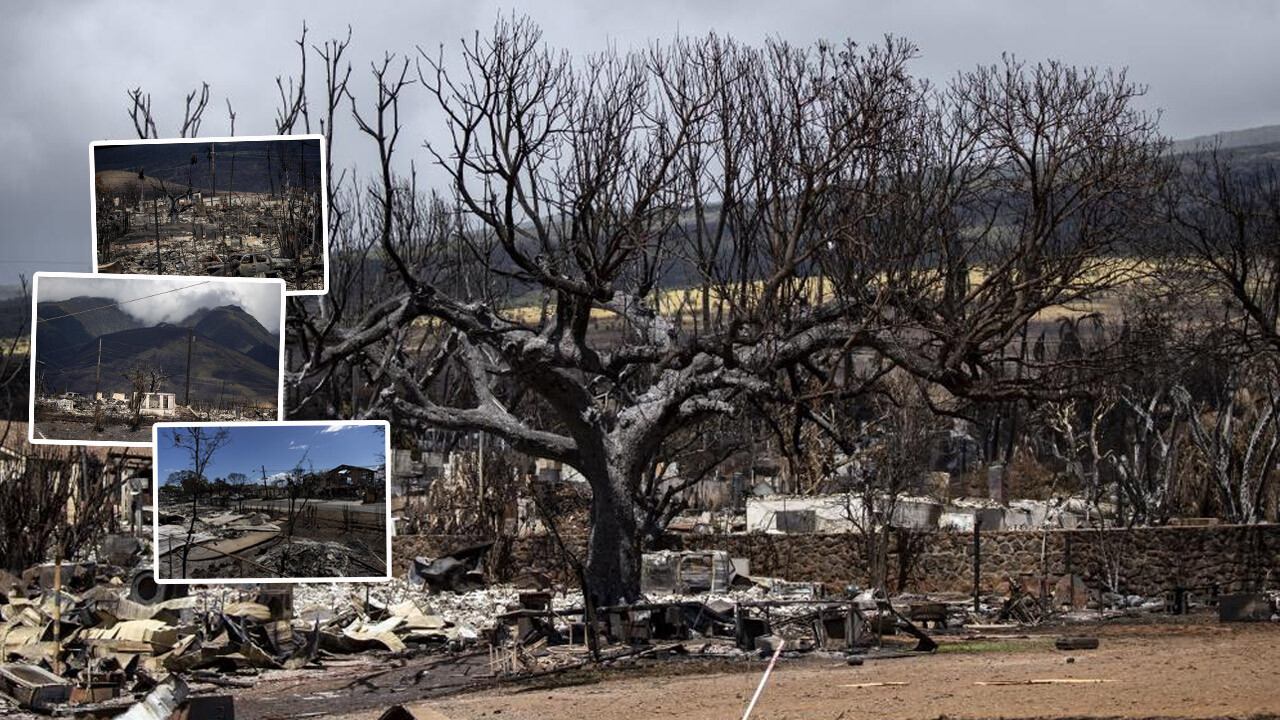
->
[2,1,1278,284]
[36,275,283,334]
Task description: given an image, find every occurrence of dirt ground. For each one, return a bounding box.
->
[30,412,158,443]
[231,619,1279,720]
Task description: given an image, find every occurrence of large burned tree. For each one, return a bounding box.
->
[281,20,1165,603]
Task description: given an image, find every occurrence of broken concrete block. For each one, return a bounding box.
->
[82,619,180,653]
[754,634,786,654]
[339,617,407,653]
[222,602,272,622]
[1053,574,1089,609]
[1218,593,1273,622]
[1054,636,1099,650]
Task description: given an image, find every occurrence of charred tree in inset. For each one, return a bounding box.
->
[166,426,230,577]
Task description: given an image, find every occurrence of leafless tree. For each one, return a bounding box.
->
[227,471,250,510]
[0,446,117,572]
[128,82,209,139]
[1167,146,1280,356]
[0,277,31,444]
[168,426,231,576]
[123,362,170,431]
[820,376,938,592]
[1174,359,1280,523]
[277,450,319,575]
[133,20,1170,602]
[293,24,1165,602]
[635,415,754,546]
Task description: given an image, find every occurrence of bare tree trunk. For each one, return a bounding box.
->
[182,489,198,577]
[584,460,642,605]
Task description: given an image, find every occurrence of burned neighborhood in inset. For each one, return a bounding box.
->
[153,422,388,581]
[30,274,282,444]
[93,137,325,293]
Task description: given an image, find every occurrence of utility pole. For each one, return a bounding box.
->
[184,328,194,407]
[94,338,102,401]
[261,464,268,498]
[153,192,161,273]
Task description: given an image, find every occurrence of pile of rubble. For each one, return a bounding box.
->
[103,231,324,292]
[101,192,324,289]
[191,405,277,422]
[256,539,385,578]
[34,396,273,425]
[4,536,1274,718]
[155,505,387,581]
[0,565,489,717]
[33,396,190,424]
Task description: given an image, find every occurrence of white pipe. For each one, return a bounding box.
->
[742,638,785,720]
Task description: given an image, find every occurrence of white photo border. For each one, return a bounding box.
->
[28,271,286,448]
[88,134,329,296]
[149,419,393,585]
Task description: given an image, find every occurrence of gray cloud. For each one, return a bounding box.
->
[35,274,282,335]
[3,1,1279,284]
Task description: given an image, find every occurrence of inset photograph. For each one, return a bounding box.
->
[91,135,327,294]
[151,421,390,583]
[28,272,283,446]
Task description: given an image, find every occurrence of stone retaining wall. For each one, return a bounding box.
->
[392,523,1280,597]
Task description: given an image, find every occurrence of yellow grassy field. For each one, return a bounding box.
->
[488,258,1159,327]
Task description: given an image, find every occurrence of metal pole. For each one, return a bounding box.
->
[973,515,983,613]
[94,338,102,401]
[184,328,193,406]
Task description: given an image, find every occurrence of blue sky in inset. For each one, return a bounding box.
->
[157,423,385,486]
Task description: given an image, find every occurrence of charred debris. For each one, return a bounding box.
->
[4,536,1275,719]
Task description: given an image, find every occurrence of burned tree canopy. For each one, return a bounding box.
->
[280,20,1167,603]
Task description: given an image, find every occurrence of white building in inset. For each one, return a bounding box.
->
[137,392,177,416]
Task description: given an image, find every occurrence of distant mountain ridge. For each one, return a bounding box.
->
[181,305,279,366]
[1172,124,1280,154]
[93,139,321,197]
[36,296,142,356]
[35,297,279,405]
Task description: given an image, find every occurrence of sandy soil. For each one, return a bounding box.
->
[288,621,1280,720]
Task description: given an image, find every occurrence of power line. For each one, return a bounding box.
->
[37,281,212,323]
[0,260,87,265]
